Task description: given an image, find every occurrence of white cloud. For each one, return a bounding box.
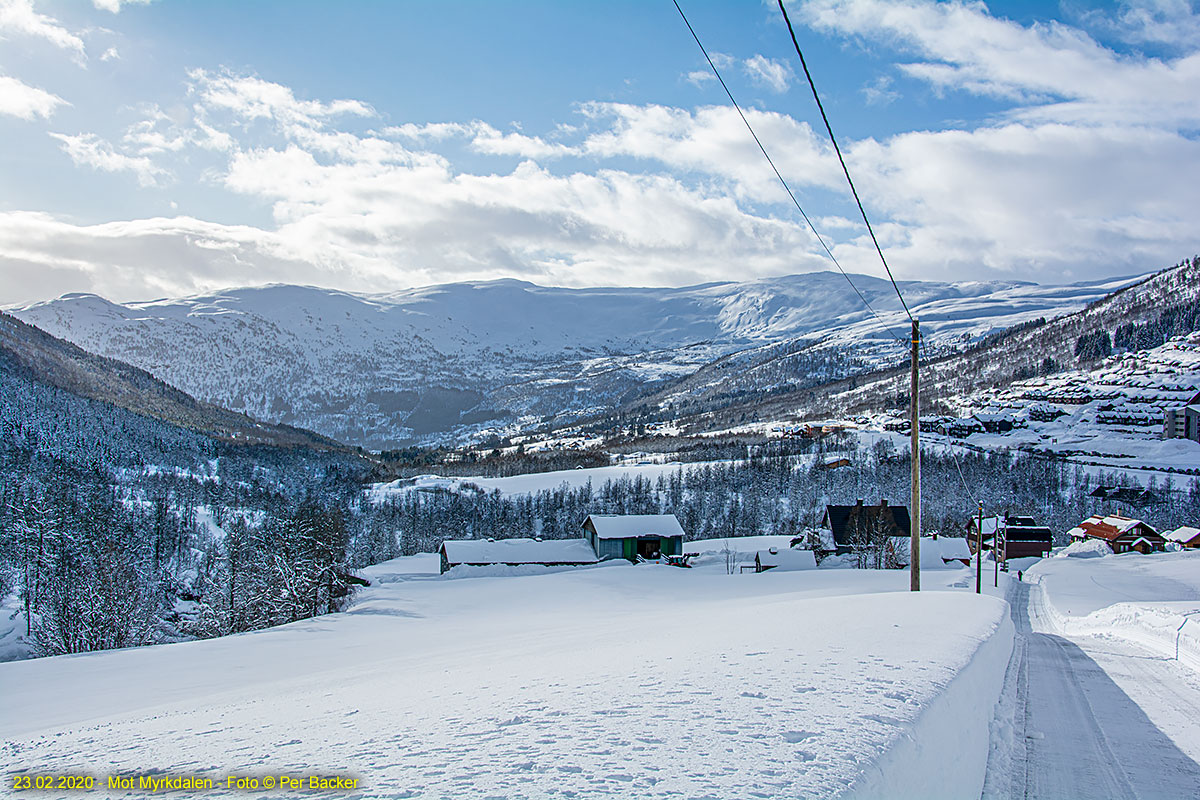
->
[93,0,157,13]
[743,54,794,92]
[685,69,715,87]
[0,0,86,61]
[100,46,120,61]
[798,0,1200,127]
[861,74,899,105]
[0,75,67,119]
[49,132,167,186]
[1093,0,1200,48]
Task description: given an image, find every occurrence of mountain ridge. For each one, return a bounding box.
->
[11,270,1145,448]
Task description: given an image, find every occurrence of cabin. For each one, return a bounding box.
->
[822,500,911,555]
[754,547,817,573]
[1166,526,1200,549]
[819,455,852,470]
[438,538,600,574]
[1001,516,1054,559]
[973,412,1020,433]
[581,514,686,562]
[1090,485,1164,508]
[966,513,1053,559]
[1067,514,1165,554]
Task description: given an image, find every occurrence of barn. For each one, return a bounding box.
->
[439,538,599,574]
[581,514,686,562]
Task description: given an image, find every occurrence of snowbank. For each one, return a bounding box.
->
[1055,538,1111,558]
[843,604,1014,800]
[1029,549,1200,673]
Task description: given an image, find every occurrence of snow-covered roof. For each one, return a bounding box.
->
[1070,514,1157,542]
[756,548,817,571]
[1166,526,1200,545]
[441,538,599,565]
[583,514,685,540]
[890,536,972,568]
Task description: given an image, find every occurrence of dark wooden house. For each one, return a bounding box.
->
[822,500,911,555]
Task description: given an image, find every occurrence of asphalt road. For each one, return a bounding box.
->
[996,581,1200,799]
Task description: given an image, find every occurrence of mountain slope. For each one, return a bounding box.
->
[0,311,350,453]
[10,272,1139,448]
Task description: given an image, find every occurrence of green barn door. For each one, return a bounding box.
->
[623,539,635,561]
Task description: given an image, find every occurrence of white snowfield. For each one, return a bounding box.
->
[1,556,1012,800]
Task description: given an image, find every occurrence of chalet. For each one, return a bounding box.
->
[438,538,600,574]
[822,500,911,555]
[1001,516,1054,559]
[819,455,852,470]
[966,514,1053,559]
[754,547,817,573]
[581,514,685,562]
[1166,526,1200,549]
[1090,485,1165,508]
[945,417,985,438]
[1164,391,1200,443]
[1028,403,1066,422]
[1068,514,1166,554]
[973,412,1020,434]
[888,535,972,568]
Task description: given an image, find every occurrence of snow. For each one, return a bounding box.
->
[0,556,1011,799]
[583,513,684,539]
[1056,538,1113,558]
[891,536,973,569]
[755,548,817,571]
[440,537,599,565]
[1026,549,1200,672]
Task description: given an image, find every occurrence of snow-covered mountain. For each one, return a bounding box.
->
[10,272,1142,448]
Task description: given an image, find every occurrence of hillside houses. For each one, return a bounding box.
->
[1164,390,1200,442]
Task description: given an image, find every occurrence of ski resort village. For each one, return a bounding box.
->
[5,1,1200,798]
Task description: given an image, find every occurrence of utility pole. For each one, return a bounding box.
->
[976,501,983,595]
[995,513,1001,588]
[910,319,920,592]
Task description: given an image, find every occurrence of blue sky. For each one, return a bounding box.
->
[1,0,1198,304]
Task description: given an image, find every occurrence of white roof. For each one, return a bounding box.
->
[584,514,685,540]
[757,549,817,571]
[1166,526,1200,544]
[891,536,972,568]
[441,538,599,565]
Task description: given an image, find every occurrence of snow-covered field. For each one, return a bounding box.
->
[1,555,1011,799]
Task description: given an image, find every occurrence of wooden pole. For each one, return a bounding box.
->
[910,319,920,592]
[976,501,983,595]
[995,513,1001,588]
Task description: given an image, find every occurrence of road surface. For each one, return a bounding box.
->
[986,581,1200,799]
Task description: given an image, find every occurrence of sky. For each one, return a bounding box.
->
[0,0,1198,306]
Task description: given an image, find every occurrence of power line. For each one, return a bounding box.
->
[776,0,913,323]
[670,0,904,346]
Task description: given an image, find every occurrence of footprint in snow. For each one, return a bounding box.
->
[781,730,817,743]
[740,691,767,699]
